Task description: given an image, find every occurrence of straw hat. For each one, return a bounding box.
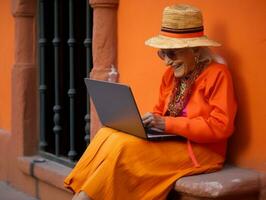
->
[145,4,221,49]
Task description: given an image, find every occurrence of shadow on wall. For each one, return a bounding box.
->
[210,22,251,164]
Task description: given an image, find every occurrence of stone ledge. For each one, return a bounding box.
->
[0,181,37,200]
[174,165,260,198]
[17,156,72,193]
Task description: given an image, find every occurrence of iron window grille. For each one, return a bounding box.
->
[37,0,93,167]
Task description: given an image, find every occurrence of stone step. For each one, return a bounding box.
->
[168,165,260,200]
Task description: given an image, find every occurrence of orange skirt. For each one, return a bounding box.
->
[64,127,224,200]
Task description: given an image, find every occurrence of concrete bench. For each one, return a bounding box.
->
[168,165,260,200]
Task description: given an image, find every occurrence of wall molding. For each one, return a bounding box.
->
[11,0,38,156]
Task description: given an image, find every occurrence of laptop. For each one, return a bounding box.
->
[84,78,184,141]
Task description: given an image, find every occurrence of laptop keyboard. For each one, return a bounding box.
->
[145,127,164,135]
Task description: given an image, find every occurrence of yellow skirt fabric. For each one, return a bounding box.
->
[64,127,224,200]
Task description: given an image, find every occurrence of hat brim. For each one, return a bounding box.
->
[145,35,221,49]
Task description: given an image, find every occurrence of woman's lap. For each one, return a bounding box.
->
[64,127,224,200]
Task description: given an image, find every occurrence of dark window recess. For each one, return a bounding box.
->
[38,0,93,167]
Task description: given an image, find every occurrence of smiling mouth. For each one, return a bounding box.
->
[172,63,183,69]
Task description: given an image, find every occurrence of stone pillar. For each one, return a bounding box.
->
[89,0,118,138]
[11,0,37,156]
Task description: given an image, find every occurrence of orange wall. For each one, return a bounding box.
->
[118,0,266,172]
[0,0,13,131]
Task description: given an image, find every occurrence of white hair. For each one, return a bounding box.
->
[196,47,227,65]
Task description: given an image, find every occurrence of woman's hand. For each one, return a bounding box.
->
[142,112,165,131]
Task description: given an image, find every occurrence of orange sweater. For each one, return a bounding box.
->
[153,62,237,157]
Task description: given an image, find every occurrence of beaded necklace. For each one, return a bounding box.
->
[167,61,208,117]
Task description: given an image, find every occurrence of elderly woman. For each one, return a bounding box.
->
[64,4,237,200]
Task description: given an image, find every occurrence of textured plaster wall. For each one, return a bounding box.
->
[0,0,13,131]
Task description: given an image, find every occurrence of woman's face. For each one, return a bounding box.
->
[158,48,197,78]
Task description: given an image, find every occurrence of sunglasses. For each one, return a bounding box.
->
[157,49,188,60]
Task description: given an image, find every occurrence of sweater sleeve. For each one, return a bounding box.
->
[164,66,237,143]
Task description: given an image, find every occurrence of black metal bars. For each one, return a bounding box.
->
[52,0,62,156]
[67,0,77,161]
[38,0,93,164]
[38,0,48,151]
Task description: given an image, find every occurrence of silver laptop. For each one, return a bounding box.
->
[84,79,184,141]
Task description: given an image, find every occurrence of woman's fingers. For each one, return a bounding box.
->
[153,115,165,131]
[142,118,152,126]
[142,112,153,120]
[142,113,165,131]
[142,112,153,126]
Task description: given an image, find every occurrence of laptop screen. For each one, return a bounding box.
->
[84,79,148,139]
